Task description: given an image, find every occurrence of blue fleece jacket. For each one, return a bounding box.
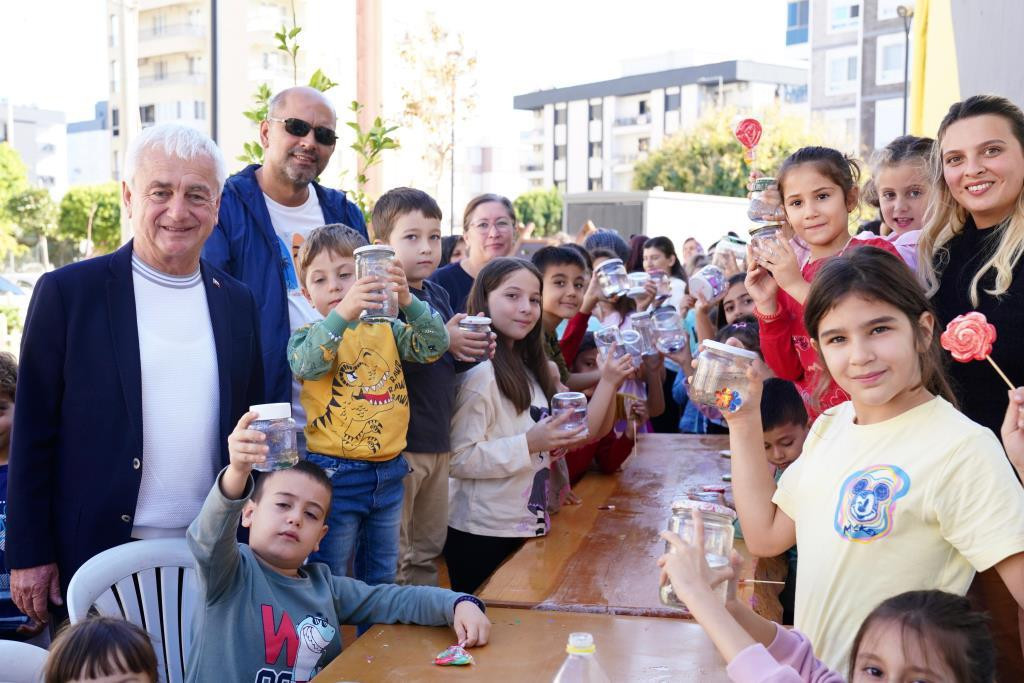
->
[203,164,367,405]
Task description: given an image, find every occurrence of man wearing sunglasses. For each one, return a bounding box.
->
[204,86,367,441]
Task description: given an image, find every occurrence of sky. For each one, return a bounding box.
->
[0,0,792,127]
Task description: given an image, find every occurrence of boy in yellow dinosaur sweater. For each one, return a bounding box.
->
[287,224,449,592]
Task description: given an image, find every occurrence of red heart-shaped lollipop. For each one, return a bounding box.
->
[734,118,763,149]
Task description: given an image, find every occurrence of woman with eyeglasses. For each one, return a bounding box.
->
[429,194,518,314]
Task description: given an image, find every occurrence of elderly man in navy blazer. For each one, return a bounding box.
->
[6,123,264,626]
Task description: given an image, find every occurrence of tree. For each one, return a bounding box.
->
[58,182,122,257]
[398,14,478,198]
[7,187,58,268]
[632,106,823,197]
[0,143,29,260]
[514,188,563,237]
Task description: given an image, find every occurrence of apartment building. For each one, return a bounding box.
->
[0,102,67,199]
[513,60,808,194]
[67,102,113,186]
[809,0,912,154]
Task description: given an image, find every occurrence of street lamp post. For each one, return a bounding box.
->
[897,5,914,136]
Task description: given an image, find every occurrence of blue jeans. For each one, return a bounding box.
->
[304,452,408,587]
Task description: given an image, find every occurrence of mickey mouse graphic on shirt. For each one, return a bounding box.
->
[834,464,911,543]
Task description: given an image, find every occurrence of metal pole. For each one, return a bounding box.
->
[450,78,456,235]
[898,6,913,136]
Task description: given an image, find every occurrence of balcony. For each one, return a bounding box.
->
[612,152,648,168]
[520,163,544,174]
[140,23,204,41]
[139,72,207,88]
[613,113,651,128]
[519,128,544,141]
[138,23,206,59]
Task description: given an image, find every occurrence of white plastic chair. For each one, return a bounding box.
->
[0,639,49,683]
[67,538,198,683]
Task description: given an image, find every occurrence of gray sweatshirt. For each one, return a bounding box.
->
[186,471,469,683]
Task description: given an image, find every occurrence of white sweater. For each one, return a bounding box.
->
[131,254,220,536]
[448,361,551,538]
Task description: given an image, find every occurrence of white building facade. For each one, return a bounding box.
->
[0,102,68,199]
[514,60,808,194]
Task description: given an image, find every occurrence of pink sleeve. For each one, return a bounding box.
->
[726,626,844,683]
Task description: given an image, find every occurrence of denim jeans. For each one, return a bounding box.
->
[303,452,408,587]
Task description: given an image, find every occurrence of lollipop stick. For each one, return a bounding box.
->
[987,356,1016,391]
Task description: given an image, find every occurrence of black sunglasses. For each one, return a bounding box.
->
[267,116,338,146]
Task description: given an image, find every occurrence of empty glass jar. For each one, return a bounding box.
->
[749,224,784,265]
[249,403,298,472]
[594,258,629,298]
[458,315,492,362]
[661,499,737,609]
[552,392,588,436]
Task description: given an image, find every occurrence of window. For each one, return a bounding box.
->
[109,14,119,47]
[38,175,55,187]
[154,60,167,81]
[112,150,119,180]
[876,0,903,20]
[554,144,567,161]
[781,84,808,103]
[194,100,206,120]
[555,180,566,192]
[828,0,860,32]
[875,33,906,85]
[152,13,166,35]
[110,60,120,93]
[638,137,650,153]
[589,141,602,158]
[111,107,120,136]
[140,104,156,125]
[822,107,858,151]
[825,46,859,95]
[874,97,904,148]
[786,1,809,45]
[554,107,567,125]
[588,178,603,191]
[588,102,602,121]
[638,100,649,115]
[188,7,202,25]
[664,92,681,112]
[188,56,200,75]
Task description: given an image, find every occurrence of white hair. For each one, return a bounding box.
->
[123,123,228,193]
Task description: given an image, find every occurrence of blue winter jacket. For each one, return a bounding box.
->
[203,164,368,405]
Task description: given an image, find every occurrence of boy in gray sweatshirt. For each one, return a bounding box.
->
[186,412,490,683]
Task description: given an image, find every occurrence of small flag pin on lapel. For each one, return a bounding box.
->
[212,277,221,288]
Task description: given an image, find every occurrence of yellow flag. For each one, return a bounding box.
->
[909,0,961,138]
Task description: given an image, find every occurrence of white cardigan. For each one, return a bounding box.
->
[447,361,551,538]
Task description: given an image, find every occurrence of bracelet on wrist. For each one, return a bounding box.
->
[454,594,486,613]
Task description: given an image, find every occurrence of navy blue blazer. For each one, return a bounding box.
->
[5,241,264,590]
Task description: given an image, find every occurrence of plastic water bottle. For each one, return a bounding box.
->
[552,633,610,683]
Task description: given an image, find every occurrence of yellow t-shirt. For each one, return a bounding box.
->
[773,396,1024,672]
[301,321,409,461]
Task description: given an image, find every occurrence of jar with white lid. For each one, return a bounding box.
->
[353,245,399,322]
[249,403,298,472]
[458,315,491,361]
[660,499,737,609]
[688,339,758,413]
[593,258,629,298]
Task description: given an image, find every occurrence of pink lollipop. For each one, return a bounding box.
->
[734,118,763,164]
[940,312,1014,389]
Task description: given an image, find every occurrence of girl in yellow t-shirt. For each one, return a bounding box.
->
[723,246,1024,672]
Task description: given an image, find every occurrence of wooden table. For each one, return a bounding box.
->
[477,433,787,621]
[312,607,730,682]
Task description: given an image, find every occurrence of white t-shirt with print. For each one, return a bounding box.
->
[263,189,326,427]
[773,396,1024,673]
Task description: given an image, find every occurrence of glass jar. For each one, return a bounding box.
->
[593,258,629,298]
[652,309,688,354]
[749,224,784,265]
[249,403,298,472]
[458,315,492,362]
[688,264,727,303]
[620,329,644,367]
[689,339,758,412]
[626,271,650,299]
[629,311,657,355]
[552,392,588,436]
[594,325,622,360]
[748,177,785,224]
[353,245,400,322]
[661,499,737,609]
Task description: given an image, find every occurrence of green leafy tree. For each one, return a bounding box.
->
[0,143,29,260]
[7,187,58,267]
[632,106,823,197]
[514,187,563,237]
[58,182,122,256]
